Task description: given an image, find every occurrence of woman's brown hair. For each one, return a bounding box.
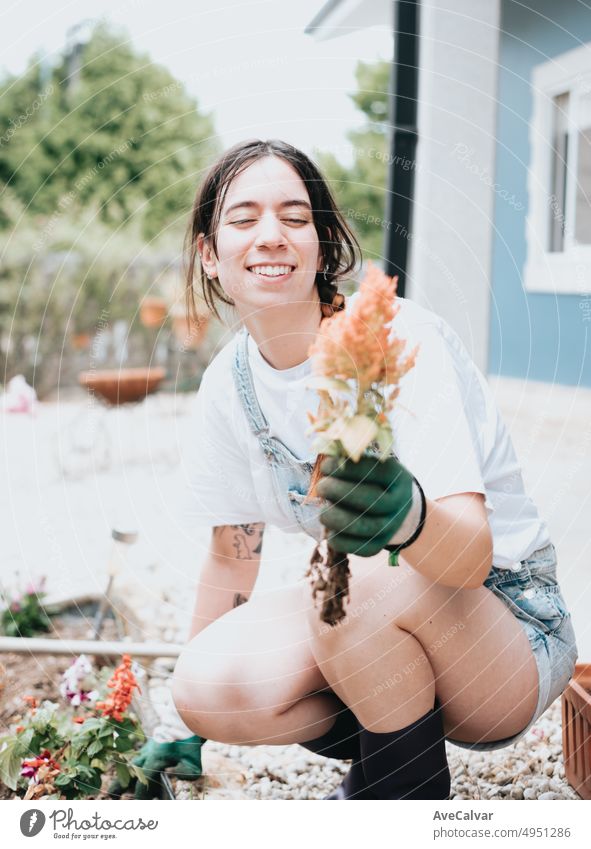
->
[184,138,361,324]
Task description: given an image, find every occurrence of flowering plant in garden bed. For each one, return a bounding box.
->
[0,654,146,800]
[304,262,418,625]
[0,577,52,637]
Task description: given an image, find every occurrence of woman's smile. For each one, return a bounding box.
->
[246,263,296,283]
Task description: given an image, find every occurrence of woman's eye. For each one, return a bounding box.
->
[228,217,310,226]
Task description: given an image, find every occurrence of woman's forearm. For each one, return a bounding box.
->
[189,555,260,640]
[399,494,493,589]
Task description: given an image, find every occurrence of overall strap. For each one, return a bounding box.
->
[231,326,271,440]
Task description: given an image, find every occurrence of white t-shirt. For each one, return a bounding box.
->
[184,297,550,568]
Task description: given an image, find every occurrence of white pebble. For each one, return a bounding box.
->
[523,788,537,800]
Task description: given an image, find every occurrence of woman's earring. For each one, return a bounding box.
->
[323,264,329,282]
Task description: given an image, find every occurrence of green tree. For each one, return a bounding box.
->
[317,60,390,260]
[0,22,219,240]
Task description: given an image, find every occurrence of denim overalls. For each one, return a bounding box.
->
[231,325,326,541]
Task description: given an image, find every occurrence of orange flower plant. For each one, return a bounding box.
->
[95,654,140,723]
[306,261,417,490]
[304,262,418,624]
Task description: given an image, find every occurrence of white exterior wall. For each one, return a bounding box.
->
[409,0,501,373]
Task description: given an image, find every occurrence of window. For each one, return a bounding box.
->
[525,44,591,293]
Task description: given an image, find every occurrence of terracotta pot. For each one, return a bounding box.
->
[71,332,91,351]
[171,312,209,350]
[140,297,168,328]
[78,367,166,406]
[562,663,591,799]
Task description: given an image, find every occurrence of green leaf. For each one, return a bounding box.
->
[333,416,378,463]
[114,736,134,752]
[90,758,106,770]
[115,762,131,790]
[86,769,103,793]
[132,764,148,786]
[0,740,24,791]
[87,739,104,757]
[375,424,394,459]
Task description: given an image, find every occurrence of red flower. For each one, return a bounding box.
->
[21,750,61,780]
[95,654,140,723]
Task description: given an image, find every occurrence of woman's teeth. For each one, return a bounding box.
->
[248,265,294,277]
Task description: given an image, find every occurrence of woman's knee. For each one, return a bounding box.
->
[171,649,276,743]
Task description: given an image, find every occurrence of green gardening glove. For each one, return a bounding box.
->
[108,735,206,800]
[316,455,420,557]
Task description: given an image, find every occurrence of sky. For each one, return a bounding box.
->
[0,0,393,166]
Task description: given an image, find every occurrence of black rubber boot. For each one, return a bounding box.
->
[358,698,451,800]
[298,698,360,761]
[325,756,376,799]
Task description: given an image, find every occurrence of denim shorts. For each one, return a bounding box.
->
[447,542,578,751]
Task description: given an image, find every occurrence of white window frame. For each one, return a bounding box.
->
[525,43,591,294]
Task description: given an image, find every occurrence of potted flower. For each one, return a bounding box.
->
[140,297,168,328]
[170,305,210,350]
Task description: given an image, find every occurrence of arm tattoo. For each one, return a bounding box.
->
[213,522,264,560]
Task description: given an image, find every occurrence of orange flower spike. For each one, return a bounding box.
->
[95,655,139,721]
[308,261,410,395]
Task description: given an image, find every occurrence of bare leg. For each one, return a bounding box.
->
[173,581,345,745]
[304,550,539,741]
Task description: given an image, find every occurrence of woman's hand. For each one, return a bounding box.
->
[316,455,418,557]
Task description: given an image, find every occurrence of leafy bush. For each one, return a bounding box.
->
[0,655,146,800]
[0,579,52,638]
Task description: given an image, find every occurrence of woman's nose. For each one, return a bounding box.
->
[254,213,286,247]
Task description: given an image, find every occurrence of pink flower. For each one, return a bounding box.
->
[59,655,98,706]
[20,750,60,781]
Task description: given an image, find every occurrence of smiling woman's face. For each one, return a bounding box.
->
[198,155,323,320]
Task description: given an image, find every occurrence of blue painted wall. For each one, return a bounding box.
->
[489,0,591,386]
